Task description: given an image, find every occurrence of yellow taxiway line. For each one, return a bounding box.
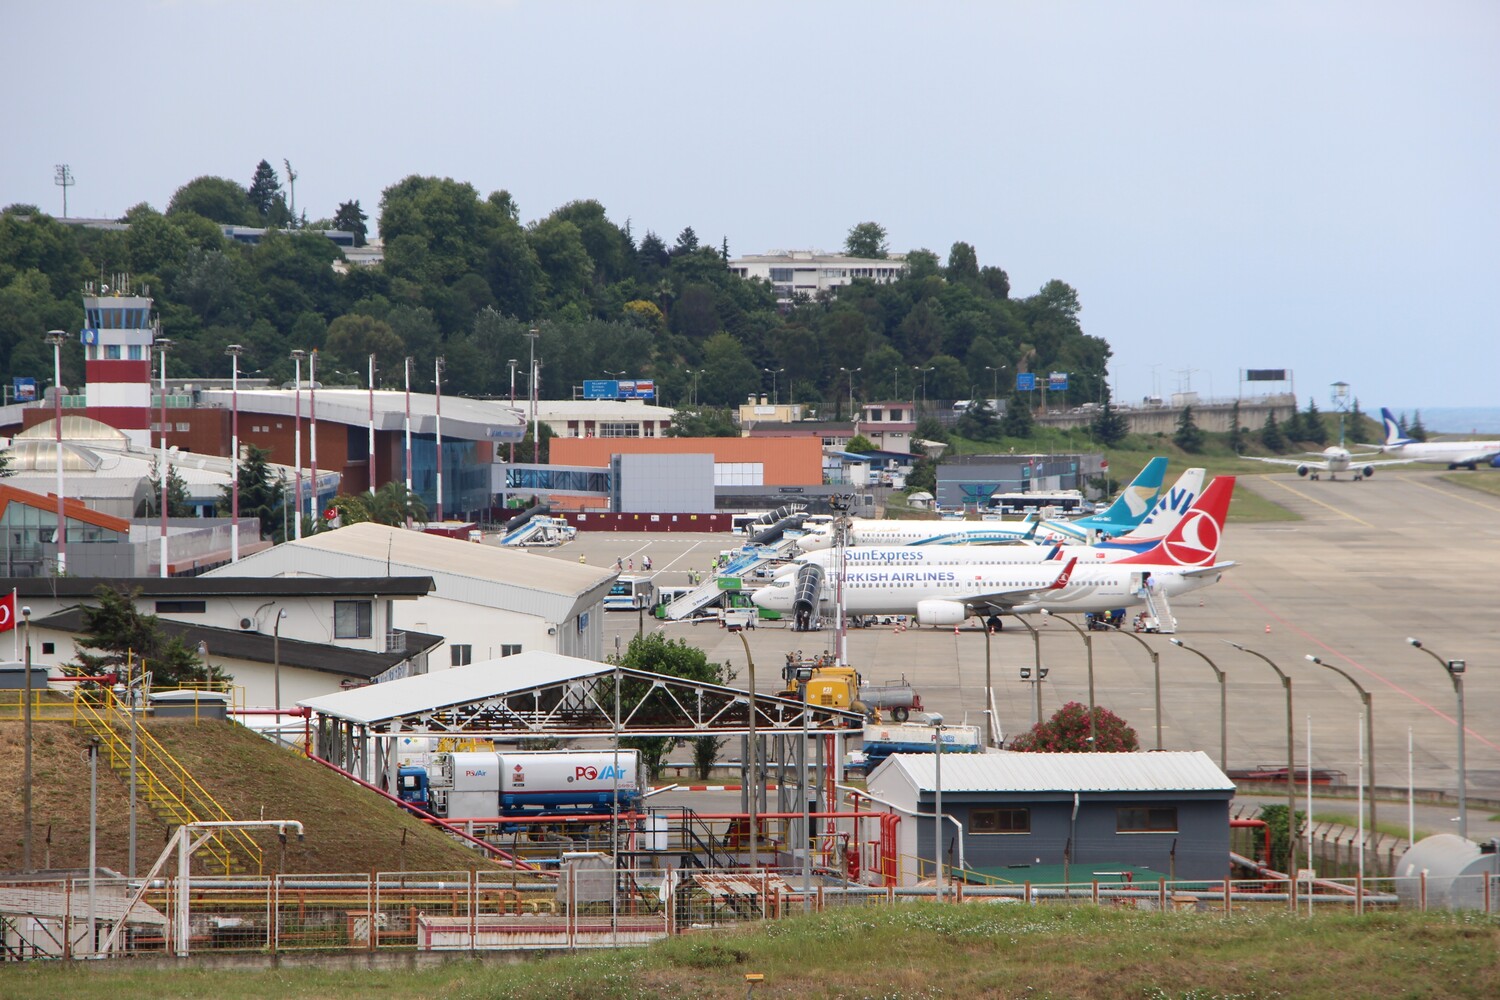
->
[1260,477,1375,528]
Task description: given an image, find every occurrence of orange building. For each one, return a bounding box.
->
[549,436,823,486]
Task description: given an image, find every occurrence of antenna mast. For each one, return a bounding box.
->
[54,164,74,218]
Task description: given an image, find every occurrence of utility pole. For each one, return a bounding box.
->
[54,164,74,218]
[282,159,297,224]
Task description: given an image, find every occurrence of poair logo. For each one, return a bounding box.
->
[572,765,631,782]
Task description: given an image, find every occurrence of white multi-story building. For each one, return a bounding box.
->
[728,250,909,304]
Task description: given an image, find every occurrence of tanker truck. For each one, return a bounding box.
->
[397,749,644,820]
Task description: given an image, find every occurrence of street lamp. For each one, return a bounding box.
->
[22,605,33,870]
[289,349,307,539]
[734,630,759,872]
[1103,622,1163,750]
[1045,612,1096,749]
[913,366,934,410]
[1306,655,1376,830]
[45,330,68,575]
[1407,637,1467,839]
[985,365,1008,402]
[434,356,445,522]
[1226,641,1297,880]
[225,345,245,562]
[153,338,174,575]
[838,367,861,422]
[272,609,288,720]
[931,711,946,902]
[688,369,707,407]
[526,327,541,461]
[762,368,784,406]
[506,358,519,463]
[1169,638,1227,771]
[1012,614,1045,725]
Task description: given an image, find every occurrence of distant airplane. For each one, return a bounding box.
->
[1246,443,1411,481]
[1363,408,1500,470]
[754,477,1236,625]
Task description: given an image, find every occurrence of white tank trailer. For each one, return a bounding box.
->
[1394,834,1500,911]
[411,750,644,820]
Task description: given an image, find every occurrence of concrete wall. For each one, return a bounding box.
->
[614,453,714,513]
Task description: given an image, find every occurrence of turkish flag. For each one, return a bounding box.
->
[0,591,15,633]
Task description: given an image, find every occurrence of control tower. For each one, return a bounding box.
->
[80,278,156,448]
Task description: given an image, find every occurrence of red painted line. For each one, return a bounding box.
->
[1225,579,1497,756]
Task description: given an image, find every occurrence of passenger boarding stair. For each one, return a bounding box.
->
[72,693,263,875]
[663,579,731,620]
[1139,580,1177,634]
[499,515,576,547]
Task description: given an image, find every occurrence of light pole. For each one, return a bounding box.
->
[225,344,244,562]
[367,353,377,492]
[1103,622,1163,750]
[506,358,518,463]
[308,350,320,523]
[434,356,445,522]
[273,608,287,719]
[526,327,540,461]
[762,368,784,406]
[45,330,68,575]
[289,349,306,539]
[1169,638,1227,771]
[734,630,759,872]
[1046,612,1096,749]
[913,366,934,411]
[154,337,173,575]
[982,619,995,748]
[1307,655,1376,830]
[22,605,33,871]
[688,369,707,407]
[838,367,861,422]
[1407,637,1467,839]
[931,712,946,901]
[403,357,413,497]
[1226,641,1297,879]
[985,365,1008,402]
[1012,614,1045,725]
[795,662,813,911]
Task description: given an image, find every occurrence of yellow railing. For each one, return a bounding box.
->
[72,692,263,875]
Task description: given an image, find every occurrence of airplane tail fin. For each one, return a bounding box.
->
[1118,476,1234,568]
[1073,456,1168,531]
[1380,408,1414,447]
[1049,556,1078,589]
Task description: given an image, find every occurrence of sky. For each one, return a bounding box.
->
[4,1,1497,410]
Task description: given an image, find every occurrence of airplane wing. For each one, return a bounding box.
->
[1356,458,1420,468]
[1245,456,1333,471]
[1181,561,1235,577]
[966,557,1077,609]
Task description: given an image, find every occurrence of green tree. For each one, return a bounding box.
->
[137,461,193,517]
[671,226,700,256]
[1227,401,1249,455]
[1302,399,1328,445]
[72,585,224,687]
[614,633,730,780]
[1281,405,1307,443]
[332,199,369,246]
[1008,701,1139,752]
[1090,400,1130,446]
[325,313,404,371]
[167,176,257,226]
[1408,410,1429,442]
[1260,411,1287,452]
[1257,803,1306,873]
[914,416,948,446]
[845,434,877,454]
[360,480,428,526]
[946,241,979,282]
[667,407,738,438]
[698,331,759,406]
[519,421,554,463]
[844,221,889,259]
[955,399,999,441]
[216,444,285,539]
[1346,399,1372,444]
[1173,405,1205,453]
[1000,389,1034,437]
[247,159,282,220]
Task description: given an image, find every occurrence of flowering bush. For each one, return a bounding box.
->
[1007,701,1139,752]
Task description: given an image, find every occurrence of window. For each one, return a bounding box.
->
[971,808,1030,834]
[450,644,472,667]
[499,644,521,657]
[128,345,143,360]
[1116,807,1178,833]
[769,268,794,282]
[334,600,373,639]
[155,600,206,614]
[105,344,121,360]
[42,642,55,655]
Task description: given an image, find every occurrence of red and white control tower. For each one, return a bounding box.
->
[80,280,156,448]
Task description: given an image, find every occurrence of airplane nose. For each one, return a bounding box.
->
[751,589,768,608]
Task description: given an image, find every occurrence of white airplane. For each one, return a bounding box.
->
[752,478,1235,625]
[1245,440,1411,481]
[1365,408,1500,470]
[799,457,1172,549]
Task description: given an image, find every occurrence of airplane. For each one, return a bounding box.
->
[798,457,1171,549]
[1245,440,1412,481]
[1364,408,1500,470]
[752,477,1236,626]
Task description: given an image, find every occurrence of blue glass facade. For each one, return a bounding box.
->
[410,436,492,518]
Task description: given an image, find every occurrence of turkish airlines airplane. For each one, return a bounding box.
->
[752,478,1236,626]
[1364,408,1500,470]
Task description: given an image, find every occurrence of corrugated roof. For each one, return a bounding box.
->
[870,751,1234,794]
[5,576,433,598]
[199,388,524,443]
[298,650,611,723]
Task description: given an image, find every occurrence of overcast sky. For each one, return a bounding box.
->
[5,1,1496,409]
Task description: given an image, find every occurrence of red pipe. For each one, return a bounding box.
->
[229,707,311,717]
[1231,818,1272,865]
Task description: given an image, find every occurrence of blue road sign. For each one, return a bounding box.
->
[1015,373,1036,391]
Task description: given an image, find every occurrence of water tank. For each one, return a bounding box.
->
[1394,835,1500,910]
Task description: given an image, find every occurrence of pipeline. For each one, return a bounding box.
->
[1231,818,1271,866]
[229,707,311,717]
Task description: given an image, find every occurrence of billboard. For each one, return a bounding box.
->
[1245,369,1287,381]
[1015,373,1036,391]
[583,379,656,400]
[1048,372,1069,391]
[12,377,36,402]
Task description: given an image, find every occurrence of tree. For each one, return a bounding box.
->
[519,421,554,463]
[216,443,285,539]
[1007,701,1139,752]
[1173,405,1205,453]
[1408,410,1429,442]
[946,241,979,282]
[167,176,257,226]
[671,226,700,256]
[1227,401,1249,455]
[325,313,404,370]
[1257,803,1305,873]
[332,199,369,246]
[1281,406,1306,443]
[955,399,999,441]
[247,159,282,220]
[1000,389,1033,437]
[1090,401,1130,446]
[137,460,193,518]
[844,221,889,259]
[667,407,738,438]
[318,494,371,530]
[72,585,223,687]
[614,633,730,779]
[360,480,428,526]
[1260,411,1287,452]
[845,434,877,454]
[1302,399,1328,445]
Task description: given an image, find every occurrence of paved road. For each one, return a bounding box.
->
[538,470,1500,824]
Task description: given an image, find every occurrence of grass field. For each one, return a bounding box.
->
[3,905,1496,999]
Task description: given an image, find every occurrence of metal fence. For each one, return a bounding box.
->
[3,868,1495,962]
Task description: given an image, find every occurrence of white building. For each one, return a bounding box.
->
[531,399,676,440]
[728,250,909,304]
[206,522,615,665]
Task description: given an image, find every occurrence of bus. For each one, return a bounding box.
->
[604,575,656,611]
[984,489,1089,519]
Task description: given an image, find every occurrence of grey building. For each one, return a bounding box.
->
[865,751,1234,883]
[935,452,1105,510]
[611,453,714,512]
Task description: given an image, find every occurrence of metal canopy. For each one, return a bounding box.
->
[301,650,862,739]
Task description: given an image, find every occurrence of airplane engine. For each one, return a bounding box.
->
[1361,465,1375,478]
[1296,465,1311,477]
[916,599,967,626]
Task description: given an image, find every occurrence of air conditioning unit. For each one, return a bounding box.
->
[239,617,255,631]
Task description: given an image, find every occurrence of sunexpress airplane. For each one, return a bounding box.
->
[799,457,1170,550]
